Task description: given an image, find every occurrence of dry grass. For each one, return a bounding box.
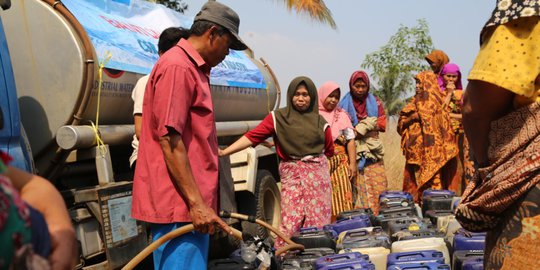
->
[380,117,405,190]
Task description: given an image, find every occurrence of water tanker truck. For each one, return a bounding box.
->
[0,0,282,268]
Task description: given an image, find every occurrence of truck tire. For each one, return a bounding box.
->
[241,170,281,240]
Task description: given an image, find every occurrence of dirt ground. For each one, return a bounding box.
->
[380,117,406,191]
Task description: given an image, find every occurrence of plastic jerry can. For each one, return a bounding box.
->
[299,227,339,238]
[452,250,483,270]
[422,196,456,215]
[317,260,376,270]
[340,247,390,270]
[395,229,445,242]
[375,212,415,226]
[337,226,385,244]
[282,248,336,268]
[380,205,418,216]
[381,199,415,209]
[424,210,454,226]
[380,191,414,203]
[336,208,374,221]
[453,230,486,251]
[301,248,336,256]
[391,237,450,264]
[282,247,336,262]
[381,216,423,233]
[422,189,456,197]
[281,260,314,270]
[376,213,420,231]
[314,252,369,269]
[291,227,337,250]
[387,218,431,236]
[337,234,391,250]
[324,214,372,235]
[387,262,451,270]
[461,257,484,270]
[281,256,317,270]
[207,258,256,270]
[379,191,415,212]
[387,250,445,266]
[422,190,456,215]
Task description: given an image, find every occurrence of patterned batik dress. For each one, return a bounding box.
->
[328,143,354,219]
[353,161,387,215]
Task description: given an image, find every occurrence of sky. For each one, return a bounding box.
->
[184,0,495,106]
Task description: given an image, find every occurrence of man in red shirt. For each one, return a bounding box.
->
[131,1,247,268]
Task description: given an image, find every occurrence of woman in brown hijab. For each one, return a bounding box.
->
[219,76,334,248]
[425,49,450,75]
[397,71,460,202]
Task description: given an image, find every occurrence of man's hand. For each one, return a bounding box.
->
[189,202,232,235]
[49,227,77,270]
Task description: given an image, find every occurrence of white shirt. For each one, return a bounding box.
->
[129,74,149,167]
[343,127,355,141]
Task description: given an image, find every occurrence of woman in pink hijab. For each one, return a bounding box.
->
[318,81,356,219]
[440,63,474,194]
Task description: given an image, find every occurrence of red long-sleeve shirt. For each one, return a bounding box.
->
[245,114,334,161]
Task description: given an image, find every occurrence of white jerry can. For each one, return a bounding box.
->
[391,237,450,264]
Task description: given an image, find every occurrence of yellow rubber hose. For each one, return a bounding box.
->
[122,225,242,270]
[122,212,305,270]
[220,211,305,255]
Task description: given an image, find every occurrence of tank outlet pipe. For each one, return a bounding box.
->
[216,121,261,137]
[56,125,134,150]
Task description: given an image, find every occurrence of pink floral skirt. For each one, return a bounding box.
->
[275,155,332,249]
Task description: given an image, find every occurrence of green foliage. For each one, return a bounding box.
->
[362,19,434,116]
[154,0,187,13]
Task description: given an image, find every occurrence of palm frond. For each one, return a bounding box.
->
[280,0,337,29]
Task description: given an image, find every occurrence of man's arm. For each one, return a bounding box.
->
[462,80,514,167]
[159,128,231,235]
[134,114,142,139]
[132,75,147,140]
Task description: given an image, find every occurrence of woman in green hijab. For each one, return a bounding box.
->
[220,76,334,248]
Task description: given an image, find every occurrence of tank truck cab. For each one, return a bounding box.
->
[228,142,281,240]
[0,0,33,172]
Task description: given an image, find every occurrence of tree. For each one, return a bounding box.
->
[151,1,336,29]
[281,0,336,29]
[154,0,188,13]
[361,19,434,116]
